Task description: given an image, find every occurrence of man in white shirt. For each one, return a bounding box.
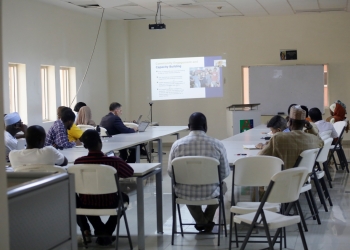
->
[9,125,68,170]
[4,112,27,162]
[168,112,230,232]
[309,107,338,139]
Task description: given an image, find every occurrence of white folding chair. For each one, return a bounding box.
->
[316,137,334,188]
[329,121,349,172]
[14,164,67,173]
[171,156,227,246]
[67,164,132,250]
[123,122,139,130]
[234,167,309,250]
[294,148,321,227]
[229,156,283,249]
[77,124,95,132]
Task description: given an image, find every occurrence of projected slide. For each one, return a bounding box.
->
[151,56,224,101]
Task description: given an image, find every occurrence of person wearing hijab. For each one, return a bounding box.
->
[327,100,349,133]
[76,106,96,126]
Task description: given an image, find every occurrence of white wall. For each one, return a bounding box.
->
[2,0,110,131]
[0,0,10,247]
[123,12,350,140]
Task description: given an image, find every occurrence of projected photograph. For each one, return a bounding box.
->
[190,67,220,88]
[240,119,254,133]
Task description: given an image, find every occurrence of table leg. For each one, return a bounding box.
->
[155,169,163,233]
[136,145,140,163]
[173,132,180,140]
[156,139,163,166]
[136,177,145,250]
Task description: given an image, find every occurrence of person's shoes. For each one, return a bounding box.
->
[194,224,206,231]
[96,237,112,246]
[204,222,215,232]
[83,230,92,244]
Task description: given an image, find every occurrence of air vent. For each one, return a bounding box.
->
[68,2,102,8]
[296,8,346,13]
[124,18,147,20]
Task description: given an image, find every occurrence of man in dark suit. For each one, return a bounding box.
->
[100,102,138,162]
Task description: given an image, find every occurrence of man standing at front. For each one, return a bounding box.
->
[168,112,230,232]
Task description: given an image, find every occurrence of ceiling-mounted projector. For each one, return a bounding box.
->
[149,23,166,30]
[149,1,166,30]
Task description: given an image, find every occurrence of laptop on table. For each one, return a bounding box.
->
[138,121,150,132]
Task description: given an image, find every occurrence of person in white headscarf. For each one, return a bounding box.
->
[4,112,27,162]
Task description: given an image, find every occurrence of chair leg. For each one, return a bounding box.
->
[331,152,339,171]
[308,190,321,225]
[171,196,176,245]
[322,162,333,188]
[297,222,309,250]
[177,204,184,237]
[320,177,333,206]
[261,212,273,250]
[271,228,282,246]
[283,227,287,248]
[77,216,88,249]
[304,192,316,220]
[296,200,308,232]
[123,209,133,250]
[221,199,227,237]
[340,148,349,173]
[218,203,221,246]
[313,175,328,212]
[336,150,345,170]
[115,210,121,250]
[229,213,233,250]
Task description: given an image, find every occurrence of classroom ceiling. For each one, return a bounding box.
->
[37,0,350,20]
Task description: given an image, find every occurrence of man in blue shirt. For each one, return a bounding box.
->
[100,102,137,162]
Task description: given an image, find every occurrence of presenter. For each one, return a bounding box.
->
[100,102,138,162]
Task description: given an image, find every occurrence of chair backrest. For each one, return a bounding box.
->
[319,130,332,140]
[233,156,283,186]
[67,164,117,194]
[171,156,220,185]
[266,167,309,204]
[14,165,66,173]
[99,127,108,137]
[77,124,95,132]
[316,138,333,163]
[124,122,139,129]
[333,121,346,139]
[295,148,320,173]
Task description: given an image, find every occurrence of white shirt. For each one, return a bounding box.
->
[315,120,338,138]
[9,146,65,170]
[4,131,18,162]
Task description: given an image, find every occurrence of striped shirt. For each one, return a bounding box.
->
[168,131,230,201]
[74,151,134,207]
[45,120,75,149]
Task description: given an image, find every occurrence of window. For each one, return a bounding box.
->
[41,65,56,121]
[324,65,329,108]
[60,67,76,107]
[8,63,28,123]
[8,64,19,113]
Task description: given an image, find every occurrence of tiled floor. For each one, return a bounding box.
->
[77,145,350,250]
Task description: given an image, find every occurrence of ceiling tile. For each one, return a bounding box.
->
[95,0,133,8]
[257,0,294,15]
[103,7,141,19]
[114,5,155,15]
[288,0,319,11]
[176,5,218,18]
[160,5,195,19]
[202,2,241,13]
[226,0,268,16]
[318,0,347,9]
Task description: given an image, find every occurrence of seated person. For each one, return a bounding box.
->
[76,106,96,126]
[327,100,349,133]
[9,125,67,170]
[259,105,324,169]
[45,108,81,149]
[309,107,338,139]
[57,106,83,142]
[74,102,87,113]
[74,130,134,246]
[301,105,312,122]
[168,112,230,232]
[4,112,27,162]
[285,103,297,122]
[256,115,289,149]
[100,102,137,163]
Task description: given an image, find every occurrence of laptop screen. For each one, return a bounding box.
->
[138,121,150,132]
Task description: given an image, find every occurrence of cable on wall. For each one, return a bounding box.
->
[70,8,105,107]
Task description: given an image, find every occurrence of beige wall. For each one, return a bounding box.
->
[123,12,350,140]
[2,0,110,131]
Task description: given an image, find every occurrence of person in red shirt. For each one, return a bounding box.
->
[74,130,134,246]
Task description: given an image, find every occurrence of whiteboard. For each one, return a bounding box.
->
[249,65,324,115]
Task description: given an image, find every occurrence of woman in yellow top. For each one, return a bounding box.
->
[57,106,83,142]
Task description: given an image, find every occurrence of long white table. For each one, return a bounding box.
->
[62,126,187,250]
